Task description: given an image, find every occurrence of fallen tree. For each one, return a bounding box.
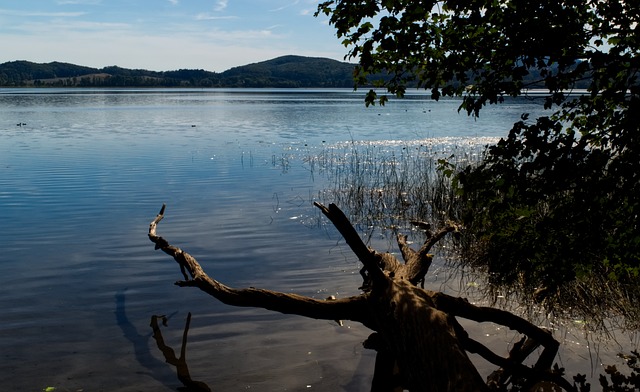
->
[148,202,576,392]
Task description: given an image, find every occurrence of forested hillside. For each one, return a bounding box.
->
[0,55,357,88]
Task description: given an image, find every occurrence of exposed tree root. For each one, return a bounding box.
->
[149,203,576,392]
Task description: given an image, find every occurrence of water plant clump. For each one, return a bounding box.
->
[306,137,492,232]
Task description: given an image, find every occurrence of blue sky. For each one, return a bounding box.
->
[0,0,348,71]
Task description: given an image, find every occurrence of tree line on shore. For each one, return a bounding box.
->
[1,54,589,90]
[0,55,357,88]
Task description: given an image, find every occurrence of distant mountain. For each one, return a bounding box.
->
[0,55,357,88]
[220,55,356,88]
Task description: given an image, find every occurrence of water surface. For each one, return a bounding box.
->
[0,88,631,391]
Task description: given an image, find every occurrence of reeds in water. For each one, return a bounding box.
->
[306,137,492,232]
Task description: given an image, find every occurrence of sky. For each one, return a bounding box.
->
[0,0,349,72]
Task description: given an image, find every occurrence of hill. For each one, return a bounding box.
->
[220,55,356,87]
[0,56,356,88]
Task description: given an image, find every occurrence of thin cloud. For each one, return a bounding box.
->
[0,9,86,17]
[10,19,131,35]
[199,28,279,42]
[56,0,101,4]
[213,0,228,12]
[269,0,300,12]
[195,13,237,21]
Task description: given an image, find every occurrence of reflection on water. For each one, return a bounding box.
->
[115,290,178,388]
[149,312,211,392]
[0,88,634,391]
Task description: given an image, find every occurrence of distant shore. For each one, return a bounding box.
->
[0,55,357,88]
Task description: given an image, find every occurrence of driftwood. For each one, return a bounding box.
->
[148,203,575,392]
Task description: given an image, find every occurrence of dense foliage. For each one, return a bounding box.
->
[317,0,640,324]
[0,56,356,88]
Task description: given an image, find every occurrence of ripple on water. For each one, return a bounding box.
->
[0,89,632,391]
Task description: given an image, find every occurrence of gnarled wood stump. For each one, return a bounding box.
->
[148,203,575,392]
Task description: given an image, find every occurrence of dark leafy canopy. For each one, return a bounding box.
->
[317,0,640,321]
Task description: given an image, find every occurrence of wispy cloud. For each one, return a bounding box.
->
[56,0,101,5]
[7,19,131,35]
[269,0,300,12]
[0,9,86,17]
[167,0,179,5]
[198,28,281,43]
[195,13,237,21]
[194,0,230,20]
[213,0,228,12]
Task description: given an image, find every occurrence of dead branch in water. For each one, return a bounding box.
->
[149,203,575,392]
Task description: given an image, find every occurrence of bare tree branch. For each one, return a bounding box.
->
[149,204,371,325]
[314,202,389,288]
[429,291,559,368]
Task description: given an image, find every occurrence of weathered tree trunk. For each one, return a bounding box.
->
[148,203,575,392]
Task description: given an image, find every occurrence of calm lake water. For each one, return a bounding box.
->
[0,88,634,391]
